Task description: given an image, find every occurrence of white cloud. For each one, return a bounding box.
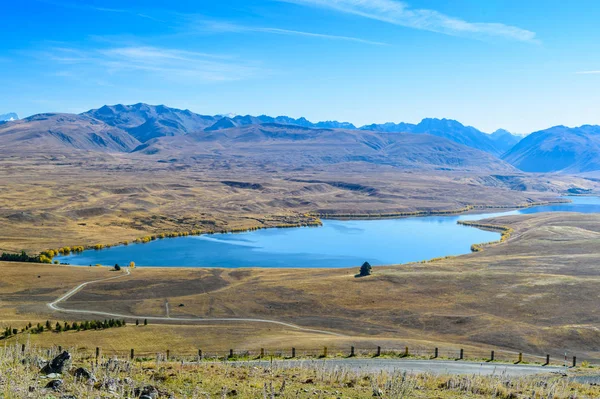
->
[280,0,538,43]
[201,20,386,46]
[33,45,263,83]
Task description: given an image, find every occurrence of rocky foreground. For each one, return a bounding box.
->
[1,345,600,398]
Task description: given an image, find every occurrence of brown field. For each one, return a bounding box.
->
[2,212,600,362]
[0,152,595,253]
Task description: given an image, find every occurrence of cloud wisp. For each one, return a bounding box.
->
[200,20,387,46]
[280,0,537,43]
[32,45,262,83]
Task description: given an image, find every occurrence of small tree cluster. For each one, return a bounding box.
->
[1,251,48,263]
[0,319,127,339]
[2,327,18,339]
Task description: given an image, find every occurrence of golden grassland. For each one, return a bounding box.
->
[2,344,600,399]
[3,213,600,362]
[0,152,593,254]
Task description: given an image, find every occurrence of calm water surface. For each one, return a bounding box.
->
[56,196,600,268]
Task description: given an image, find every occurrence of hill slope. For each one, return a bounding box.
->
[0,113,139,152]
[410,118,501,155]
[360,118,505,155]
[136,123,516,172]
[502,125,600,172]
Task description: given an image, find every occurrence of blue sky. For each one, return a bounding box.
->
[2,0,600,133]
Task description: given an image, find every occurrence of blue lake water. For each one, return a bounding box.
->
[56,196,600,268]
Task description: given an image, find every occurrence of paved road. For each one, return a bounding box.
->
[229,358,565,377]
[47,268,344,336]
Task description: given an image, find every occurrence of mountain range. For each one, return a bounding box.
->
[82,103,518,156]
[1,103,599,173]
[132,122,515,172]
[502,125,600,173]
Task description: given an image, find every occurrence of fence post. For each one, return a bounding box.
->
[459,349,464,360]
[518,353,522,363]
[490,350,495,361]
[166,350,170,360]
[350,346,355,357]
[544,354,550,366]
[95,347,100,363]
[376,346,381,357]
[21,344,26,354]
[291,348,296,358]
[434,348,438,359]
[404,346,409,357]
[323,347,327,358]
[130,349,134,360]
[573,356,577,367]
[260,348,265,358]
[229,349,234,359]
[58,346,62,353]
[198,349,202,360]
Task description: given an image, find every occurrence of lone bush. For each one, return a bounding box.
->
[356,261,372,277]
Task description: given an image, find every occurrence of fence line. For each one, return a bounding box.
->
[5,342,586,368]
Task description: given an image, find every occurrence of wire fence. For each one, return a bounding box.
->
[10,342,586,368]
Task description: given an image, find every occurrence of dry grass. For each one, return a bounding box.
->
[1,344,599,398]
[2,151,600,363]
[0,152,591,253]
[3,213,600,362]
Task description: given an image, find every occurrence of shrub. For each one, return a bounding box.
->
[357,261,372,277]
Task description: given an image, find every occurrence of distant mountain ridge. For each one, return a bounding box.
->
[489,129,523,154]
[0,113,139,152]
[502,125,600,173]
[0,104,516,173]
[8,103,600,174]
[83,103,516,155]
[0,112,18,122]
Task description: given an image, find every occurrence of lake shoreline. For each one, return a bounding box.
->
[51,197,591,268]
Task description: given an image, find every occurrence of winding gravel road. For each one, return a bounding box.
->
[46,268,568,377]
[47,268,344,336]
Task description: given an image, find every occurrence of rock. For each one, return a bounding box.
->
[73,367,94,381]
[60,396,78,399]
[372,388,383,397]
[41,351,72,375]
[45,379,63,391]
[135,385,159,399]
[101,378,119,393]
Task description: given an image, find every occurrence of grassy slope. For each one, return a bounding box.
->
[2,213,600,361]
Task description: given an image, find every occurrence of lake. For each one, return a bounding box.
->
[55,196,600,268]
